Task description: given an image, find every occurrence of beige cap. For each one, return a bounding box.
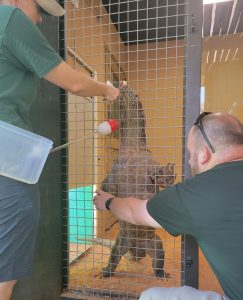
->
[35,0,65,17]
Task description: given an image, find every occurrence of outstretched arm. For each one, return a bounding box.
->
[44,61,120,101]
[93,190,161,228]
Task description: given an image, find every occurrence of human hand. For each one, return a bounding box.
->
[93,190,115,210]
[103,83,120,102]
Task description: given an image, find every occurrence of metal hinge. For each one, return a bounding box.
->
[186,256,193,268]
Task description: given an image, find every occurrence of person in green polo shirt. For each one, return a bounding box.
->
[0,1,119,299]
[94,112,243,300]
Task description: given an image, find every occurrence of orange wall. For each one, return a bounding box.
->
[128,40,184,180]
[202,33,243,120]
[66,0,128,188]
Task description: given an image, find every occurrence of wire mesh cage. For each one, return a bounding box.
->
[61,0,188,298]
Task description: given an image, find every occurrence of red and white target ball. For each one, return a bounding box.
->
[97,119,119,135]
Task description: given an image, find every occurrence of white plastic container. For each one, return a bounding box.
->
[0,121,53,184]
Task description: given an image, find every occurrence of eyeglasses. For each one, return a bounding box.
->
[194,112,215,153]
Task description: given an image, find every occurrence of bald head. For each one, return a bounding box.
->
[188,113,243,175]
[192,113,243,152]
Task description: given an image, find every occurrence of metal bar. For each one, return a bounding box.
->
[67,47,94,74]
[59,0,69,291]
[182,0,203,289]
[51,131,97,153]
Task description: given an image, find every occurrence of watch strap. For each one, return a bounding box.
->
[105,197,114,210]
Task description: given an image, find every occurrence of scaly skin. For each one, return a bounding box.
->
[100,83,176,278]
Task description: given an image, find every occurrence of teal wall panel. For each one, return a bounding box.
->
[69,185,94,244]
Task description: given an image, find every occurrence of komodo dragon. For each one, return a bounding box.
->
[100,81,176,278]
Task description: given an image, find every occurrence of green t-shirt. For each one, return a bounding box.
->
[147,161,243,300]
[0,6,63,130]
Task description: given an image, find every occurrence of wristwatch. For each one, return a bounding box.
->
[105,197,114,210]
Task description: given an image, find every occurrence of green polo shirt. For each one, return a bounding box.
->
[0,6,63,130]
[147,161,243,300]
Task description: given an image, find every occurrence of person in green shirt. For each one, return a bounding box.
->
[94,112,243,300]
[0,1,119,299]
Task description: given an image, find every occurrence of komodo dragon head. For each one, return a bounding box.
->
[150,163,176,188]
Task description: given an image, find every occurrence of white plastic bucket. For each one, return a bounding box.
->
[0,121,53,184]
